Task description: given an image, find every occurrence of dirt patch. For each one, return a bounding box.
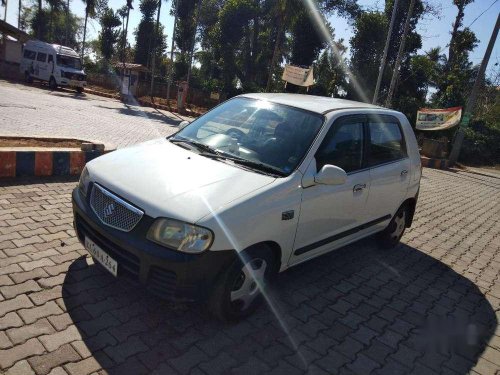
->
[0,137,83,148]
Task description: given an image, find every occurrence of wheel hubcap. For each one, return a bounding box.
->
[230,258,267,311]
[391,211,406,239]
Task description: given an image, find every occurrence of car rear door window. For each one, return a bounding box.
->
[368,119,406,166]
[315,118,364,173]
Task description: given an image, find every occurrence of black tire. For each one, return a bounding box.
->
[49,76,57,90]
[208,246,276,322]
[24,71,33,83]
[377,205,408,249]
[76,87,84,93]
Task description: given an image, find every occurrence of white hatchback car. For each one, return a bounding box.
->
[73,94,421,320]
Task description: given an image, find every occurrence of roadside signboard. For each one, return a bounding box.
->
[282,65,314,87]
[416,107,462,131]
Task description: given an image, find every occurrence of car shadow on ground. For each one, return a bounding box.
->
[62,238,496,374]
[94,104,182,127]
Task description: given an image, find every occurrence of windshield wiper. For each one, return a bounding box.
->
[203,152,285,177]
[169,137,218,155]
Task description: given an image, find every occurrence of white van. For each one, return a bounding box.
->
[20,40,87,93]
[73,94,421,321]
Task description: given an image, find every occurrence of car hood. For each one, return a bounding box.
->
[87,138,276,222]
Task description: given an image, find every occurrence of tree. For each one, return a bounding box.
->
[22,0,82,48]
[81,0,98,59]
[134,0,166,67]
[99,7,121,63]
[311,41,347,97]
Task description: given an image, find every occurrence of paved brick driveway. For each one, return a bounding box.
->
[0,168,498,375]
[0,81,189,148]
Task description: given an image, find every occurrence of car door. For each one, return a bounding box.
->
[35,52,48,80]
[364,114,411,230]
[290,115,371,266]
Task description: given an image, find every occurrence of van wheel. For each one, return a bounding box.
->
[24,71,33,83]
[377,205,408,249]
[49,77,57,90]
[76,87,84,93]
[208,246,275,322]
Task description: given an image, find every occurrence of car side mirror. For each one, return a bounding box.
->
[314,165,347,185]
[178,120,190,130]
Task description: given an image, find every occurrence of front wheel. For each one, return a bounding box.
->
[377,205,408,249]
[76,87,84,93]
[208,247,275,321]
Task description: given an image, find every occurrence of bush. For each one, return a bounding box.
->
[460,119,500,166]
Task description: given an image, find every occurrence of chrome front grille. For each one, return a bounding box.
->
[90,184,144,232]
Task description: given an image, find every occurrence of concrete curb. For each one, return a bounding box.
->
[0,149,111,178]
[420,156,450,170]
[137,98,203,118]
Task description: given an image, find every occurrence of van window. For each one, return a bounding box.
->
[48,55,54,63]
[368,119,406,166]
[37,53,47,62]
[56,54,82,70]
[316,119,364,173]
[23,50,36,60]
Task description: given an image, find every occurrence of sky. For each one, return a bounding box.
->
[3,0,499,75]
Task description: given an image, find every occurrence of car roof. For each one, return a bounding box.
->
[239,93,384,114]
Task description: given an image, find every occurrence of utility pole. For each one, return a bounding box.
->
[165,0,177,106]
[3,0,8,22]
[372,0,399,104]
[186,0,202,86]
[385,0,415,108]
[149,0,162,99]
[65,0,69,45]
[448,13,499,165]
[18,0,21,29]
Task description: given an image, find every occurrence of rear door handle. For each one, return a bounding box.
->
[353,184,366,193]
[401,170,408,177]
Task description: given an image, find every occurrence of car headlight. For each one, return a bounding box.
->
[78,167,91,196]
[147,218,213,253]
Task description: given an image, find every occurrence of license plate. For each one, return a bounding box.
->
[84,237,117,277]
[69,80,85,87]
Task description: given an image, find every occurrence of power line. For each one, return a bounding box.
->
[468,0,498,28]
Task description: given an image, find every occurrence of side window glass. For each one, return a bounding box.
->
[315,120,364,173]
[37,53,47,62]
[48,55,53,63]
[24,50,36,60]
[368,120,406,166]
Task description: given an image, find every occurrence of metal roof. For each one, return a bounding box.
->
[240,93,384,114]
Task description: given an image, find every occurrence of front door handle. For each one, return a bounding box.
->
[353,184,366,193]
[401,170,408,177]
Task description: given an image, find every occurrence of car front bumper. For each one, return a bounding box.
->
[72,186,235,301]
[60,79,86,87]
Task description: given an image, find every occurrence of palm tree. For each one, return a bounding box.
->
[81,0,97,58]
[46,0,64,40]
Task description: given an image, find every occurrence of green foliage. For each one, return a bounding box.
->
[134,0,167,69]
[310,45,347,97]
[22,2,83,50]
[99,7,121,62]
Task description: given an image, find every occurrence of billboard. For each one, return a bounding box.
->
[416,107,462,131]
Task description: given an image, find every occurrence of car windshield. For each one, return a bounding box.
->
[56,54,82,70]
[172,97,324,176]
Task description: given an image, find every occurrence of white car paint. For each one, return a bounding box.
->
[85,94,421,272]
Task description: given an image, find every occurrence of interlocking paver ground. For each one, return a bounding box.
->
[0,168,498,375]
[0,80,190,148]
[0,81,499,374]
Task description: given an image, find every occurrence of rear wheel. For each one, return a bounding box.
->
[49,76,57,90]
[208,247,275,321]
[377,205,408,249]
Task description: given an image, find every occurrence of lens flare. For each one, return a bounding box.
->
[196,192,309,369]
[301,0,371,104]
